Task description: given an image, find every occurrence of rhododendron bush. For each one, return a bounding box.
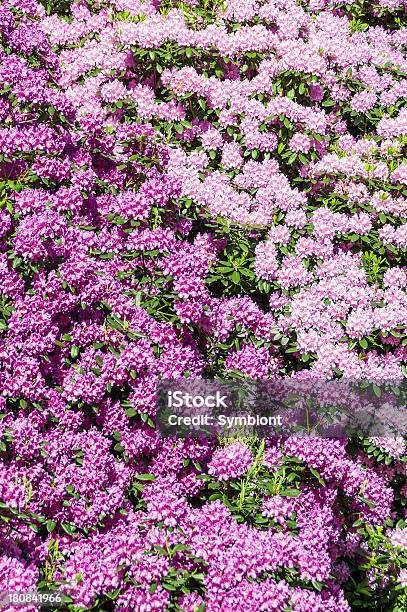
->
[0,0,406,609]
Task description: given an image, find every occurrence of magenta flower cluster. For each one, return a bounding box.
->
[0,0,406,610]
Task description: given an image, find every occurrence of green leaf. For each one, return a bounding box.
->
[373,384,381,398]
[61,523,76,536]
[208,493,222,501]
[309,467,325,487]
[358,495,376,508]
[231,270,241,284]
[171,543,190,554]
[280,489,301,497]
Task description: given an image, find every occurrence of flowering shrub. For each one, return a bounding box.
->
[0,0,406,609]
